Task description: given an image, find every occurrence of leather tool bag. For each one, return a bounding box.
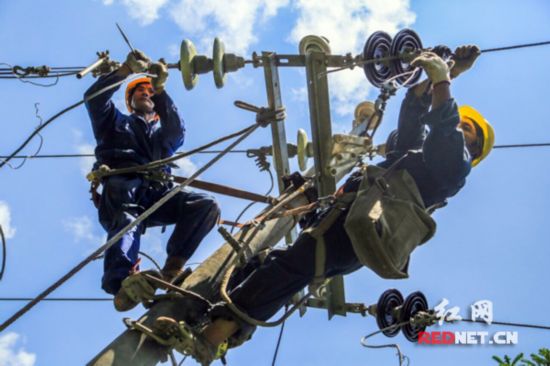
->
[344,165,436,279]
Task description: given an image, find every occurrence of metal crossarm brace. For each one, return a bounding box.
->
[304,48,346,318]
[262,51,297,244]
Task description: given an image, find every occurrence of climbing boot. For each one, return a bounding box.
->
[113,270,161,312]
[152,316,227,366]
[161,256,186,283]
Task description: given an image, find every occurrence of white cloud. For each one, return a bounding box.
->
[169,0,289,54]
[0,201,16,239]
[63,216,104,244]
[0,333,36,366]
[290,0,416,115]
[106,0,169,25]
[172,157,198,177]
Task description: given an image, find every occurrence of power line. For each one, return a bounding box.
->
[480,40,550,54]
[460,319,550,331]
[0,297,111,302]
[493,143,550,149]
[271,315,286,366]
[1,142,549,161]
[0,150,249,159]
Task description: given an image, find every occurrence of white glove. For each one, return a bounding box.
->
[411,51,453,85]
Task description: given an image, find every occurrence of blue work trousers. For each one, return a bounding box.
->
[98,175,220,294]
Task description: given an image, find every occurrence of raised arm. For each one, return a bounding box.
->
[388,83,432,155]
[149,61,185,154]
[84,50,151,140]
[83,66,129,140]
[411,52,471,185]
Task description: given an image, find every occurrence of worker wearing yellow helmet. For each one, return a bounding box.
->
[143,45,497,366]
[458,105,495,167]
[84,50,220,312]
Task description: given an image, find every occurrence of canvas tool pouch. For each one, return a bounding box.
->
[344,165,436,279]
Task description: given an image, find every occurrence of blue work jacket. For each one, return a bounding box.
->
[84,72,185,171]
[345,89,472,208]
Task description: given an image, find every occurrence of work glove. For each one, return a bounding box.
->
[450,45,481,78]
[124,49,151,74]
[411,51,453,85]
[149,59,169,93]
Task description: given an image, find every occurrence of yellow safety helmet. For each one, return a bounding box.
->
[458,105,495,167]
[125,77,153,113]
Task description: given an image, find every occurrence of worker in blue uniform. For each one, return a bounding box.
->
[153,46,495,365]
[84,50,220,311]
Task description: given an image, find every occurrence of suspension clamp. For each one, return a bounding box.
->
[411,310,439,328]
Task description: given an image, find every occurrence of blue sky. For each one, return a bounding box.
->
[1,0,549,365]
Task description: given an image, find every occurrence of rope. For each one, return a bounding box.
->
[0,122,259,332]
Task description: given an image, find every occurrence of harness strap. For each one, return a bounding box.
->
[88,165,275,205]
[303,193,357,283]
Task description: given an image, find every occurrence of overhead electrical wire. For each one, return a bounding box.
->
[0,297,111,302]
[271,305,288,366]
[0,150,249,159]
[2,38,549,170]
[0,75,132,169]
[1,142,549,164]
